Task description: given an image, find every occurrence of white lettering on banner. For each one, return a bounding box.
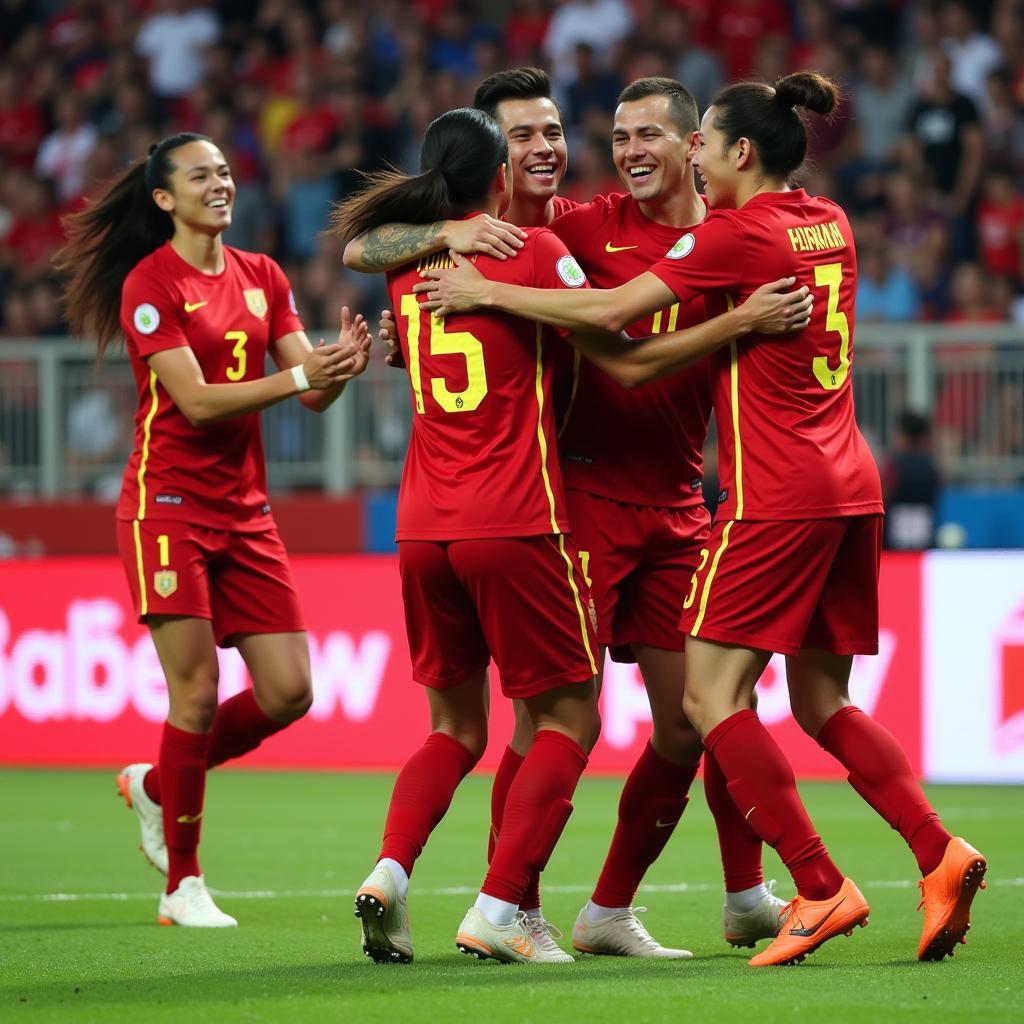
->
[599,633,896,749]
[10,626,65,722]
[0,603,391,726]
[308,631,391,721]
[69,601,128,721]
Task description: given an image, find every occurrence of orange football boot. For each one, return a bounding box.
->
[917,836,987,961]
[748,877,869,967]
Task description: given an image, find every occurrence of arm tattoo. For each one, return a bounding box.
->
[360,222,446,269]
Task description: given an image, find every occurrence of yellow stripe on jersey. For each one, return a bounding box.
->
[556,348,581,440]
[725,296,745,521]
[557,533,599,677]
[666,302,679,333]
[132,519,148,617]
[136,369,160,520]
[691,520,735,636]
[533,324,560,534]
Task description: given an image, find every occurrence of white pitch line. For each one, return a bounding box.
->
[2,877,1021,904]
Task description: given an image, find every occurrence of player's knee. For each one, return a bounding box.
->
[680,688,709,736]
[445,723,488,762]
[652,714,703,763]
[173,690,219,732]
[274,684,314,723]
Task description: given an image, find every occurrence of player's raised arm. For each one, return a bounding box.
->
[340,214,527,272]
[415,251,674,333]
[567,278,811,388]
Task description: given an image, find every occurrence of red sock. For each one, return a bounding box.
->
[483,731,587,904]
[160,723,211,894]
[488,745,525,864]
[817,706,952,876]
[702,747,765,892]
[487,746,542,910]
[705,710,843,901]
[142,691,288,805]
[379,732,479,876]
[591,742,698,907]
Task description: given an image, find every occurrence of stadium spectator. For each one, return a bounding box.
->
[134,0,221,100]
[883,411,941,550]
[856,242,921,324]
[940,0,1004,112]
[34,95,99,205]
[543,0,634,78]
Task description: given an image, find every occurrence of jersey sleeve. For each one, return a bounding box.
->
[121,267,189,358]
[524,228,590,339]
[648,213,746,305]
[265,257,305,342]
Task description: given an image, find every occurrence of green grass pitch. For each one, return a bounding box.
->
[1,769,1020,1022]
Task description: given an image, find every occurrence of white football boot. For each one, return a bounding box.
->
[158,875,237,927]
[116,763,168,875]
[523,914,575,963]
[354,863,413,964]
[456,908,570,964]
[572,905,692,958]
[722,880,789,948]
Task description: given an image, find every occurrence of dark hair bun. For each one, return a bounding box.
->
[774,72,839,115]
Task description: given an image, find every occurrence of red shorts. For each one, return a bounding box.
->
[679,515,882,656]
[399,534,599,699]
[116,518,305,647]
[566,490,710,662]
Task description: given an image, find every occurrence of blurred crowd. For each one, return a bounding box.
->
[2,0,1024,333]
[1,0,1022,494]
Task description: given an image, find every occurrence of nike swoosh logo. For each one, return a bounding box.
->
[605,242,639,253]
[175,812,203,824]
[184,301,208,312]
[789,896,846,937]
[655,818,680,829]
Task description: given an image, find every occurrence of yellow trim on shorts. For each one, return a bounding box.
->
[132,519,148,617]
[533,324,560,533]
[136,369,160,520]
[557,534,598,677]
[690,520,735,636]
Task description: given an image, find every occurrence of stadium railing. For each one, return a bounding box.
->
[0,325,1022,495]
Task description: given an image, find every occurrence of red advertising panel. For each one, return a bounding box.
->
[0,554,923,776]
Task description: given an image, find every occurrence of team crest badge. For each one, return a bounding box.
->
[244,288,268,319]
[154,570,178,598]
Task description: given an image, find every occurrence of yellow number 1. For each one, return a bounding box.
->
[399,294,488,414]
[812,262,850,391]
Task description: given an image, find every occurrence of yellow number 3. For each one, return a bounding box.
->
[812,262,850,391]
[225,330,248,381]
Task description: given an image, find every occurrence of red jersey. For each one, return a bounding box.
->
[649,190,883,521]
[549,195,580,219]
[550,191,713,508]
[387,226,587,541]
[117,242,304,531]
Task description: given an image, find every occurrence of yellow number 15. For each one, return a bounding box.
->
[400,294,488,414]
[812,262,850,391]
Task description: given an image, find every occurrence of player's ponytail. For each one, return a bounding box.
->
[57,133,209,357]
[710,72,840,180]
[329,108,509,243]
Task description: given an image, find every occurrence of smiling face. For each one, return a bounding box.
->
[692,106,743,210]
[492,97,567,203]
[153,139,235,235]
[612,94,693,204]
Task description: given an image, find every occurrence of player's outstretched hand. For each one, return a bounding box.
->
[742,278,813,335]
[303,307,371,387]
[379,309,405,369]
[446,214,526,261]
[413,251,488,316]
